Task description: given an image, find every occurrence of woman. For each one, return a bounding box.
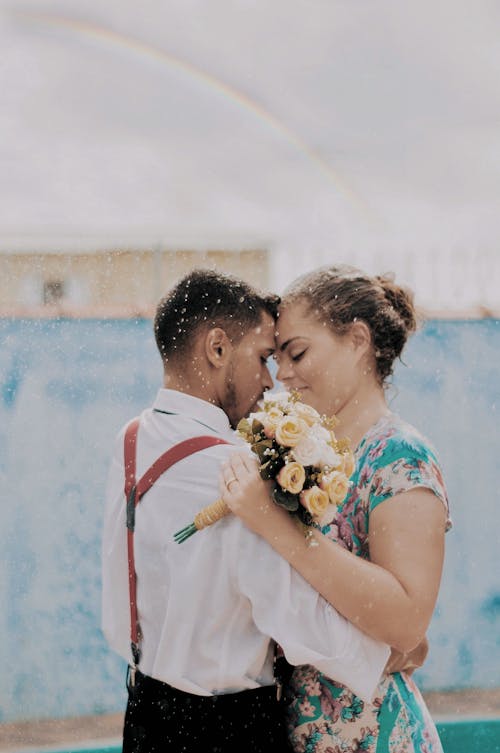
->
[221,265,451,753]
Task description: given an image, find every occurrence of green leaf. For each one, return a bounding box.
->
[272,486,299,512]
[259,460,273,480]
[268,456,285,475]
[251,419,265,435]
[299,509,314,527]
[237,418,252,436]
[251,439,273,461]
[259,456,285,480]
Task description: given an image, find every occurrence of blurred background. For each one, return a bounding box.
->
[1,0,499,314]
[0,0,499,748]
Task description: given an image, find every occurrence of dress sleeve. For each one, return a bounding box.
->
[367,435,451,529]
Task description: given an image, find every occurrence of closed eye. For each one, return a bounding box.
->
[291,350,306,362]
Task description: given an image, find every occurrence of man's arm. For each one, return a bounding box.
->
[228,519,390,703]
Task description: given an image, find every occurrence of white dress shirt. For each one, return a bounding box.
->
[102,389,389,702]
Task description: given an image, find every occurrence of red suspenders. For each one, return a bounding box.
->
[123,418,229,683]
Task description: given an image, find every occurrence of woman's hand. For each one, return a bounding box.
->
[220,451,287,537]
[384,636,429,676]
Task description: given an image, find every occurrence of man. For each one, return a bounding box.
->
[102,269,389,753]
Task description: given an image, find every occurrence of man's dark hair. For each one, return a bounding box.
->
[154,268,279,363]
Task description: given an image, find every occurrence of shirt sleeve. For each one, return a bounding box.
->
[101,427,131,661]
[227,519,390,703]
[367,435,451,528]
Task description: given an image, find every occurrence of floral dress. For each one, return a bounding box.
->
[286,413,451,753]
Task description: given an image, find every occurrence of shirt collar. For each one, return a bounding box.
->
[153,388,233,436]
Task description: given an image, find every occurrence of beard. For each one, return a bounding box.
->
[222,358,251,428]
[222,356,263,428]
[223,377,247,429]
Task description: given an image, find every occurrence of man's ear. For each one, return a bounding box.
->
[205,327,232,368]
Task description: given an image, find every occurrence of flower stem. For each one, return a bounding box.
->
[174,498,230,544]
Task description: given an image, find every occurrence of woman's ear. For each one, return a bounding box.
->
[349,319,372,356]
[205,327,232,368]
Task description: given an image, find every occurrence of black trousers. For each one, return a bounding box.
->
[123,670,292,753]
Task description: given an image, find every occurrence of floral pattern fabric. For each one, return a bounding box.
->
[286,413,451,753]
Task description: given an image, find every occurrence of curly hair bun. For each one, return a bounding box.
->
[375,275,417,336]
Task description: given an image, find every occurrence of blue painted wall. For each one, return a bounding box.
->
[0,318,498,722]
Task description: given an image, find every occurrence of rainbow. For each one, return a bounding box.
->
[15,9,377,223]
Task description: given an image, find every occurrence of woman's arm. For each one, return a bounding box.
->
[221,452,447,653]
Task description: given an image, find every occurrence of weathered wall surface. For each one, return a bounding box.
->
[0,318,498,722]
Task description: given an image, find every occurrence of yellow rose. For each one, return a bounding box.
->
[266,406,284,421]
[320,471,350,507]
[300,486,330,519]
[275,416,308,447]
[262,405,285,438]
[292,402,320,427]
[341,451,356,479]
[277,462,306,494]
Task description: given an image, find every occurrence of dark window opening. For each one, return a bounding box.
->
[43,279,65,305]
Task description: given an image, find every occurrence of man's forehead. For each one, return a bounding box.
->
[245,314,276,347]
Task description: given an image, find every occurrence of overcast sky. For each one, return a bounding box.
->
[1,0,499,304]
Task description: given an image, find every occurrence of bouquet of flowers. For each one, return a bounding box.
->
[174,390,355,544]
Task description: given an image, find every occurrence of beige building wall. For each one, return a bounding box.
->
[0,248,269,317]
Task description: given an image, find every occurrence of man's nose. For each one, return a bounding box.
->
[262,364,273,391]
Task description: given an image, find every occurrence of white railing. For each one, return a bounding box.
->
[1,243,498,317]
[269,245,500,314]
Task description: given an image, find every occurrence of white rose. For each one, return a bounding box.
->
[318,444,342,469]
[291,434,324,466]
[318,503,338,527]
[250,408,283,438]
[292,402,321,427]
[251,411,268,426]
[309,423,331,442]
[263,390,290,407]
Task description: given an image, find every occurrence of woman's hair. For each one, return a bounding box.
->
[282,264,417,384]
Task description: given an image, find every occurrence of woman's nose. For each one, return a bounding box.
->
[276,360,293,383]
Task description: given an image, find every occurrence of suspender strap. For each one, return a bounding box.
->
[123,419,230,668]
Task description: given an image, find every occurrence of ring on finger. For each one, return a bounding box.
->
[226,476,238,490]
